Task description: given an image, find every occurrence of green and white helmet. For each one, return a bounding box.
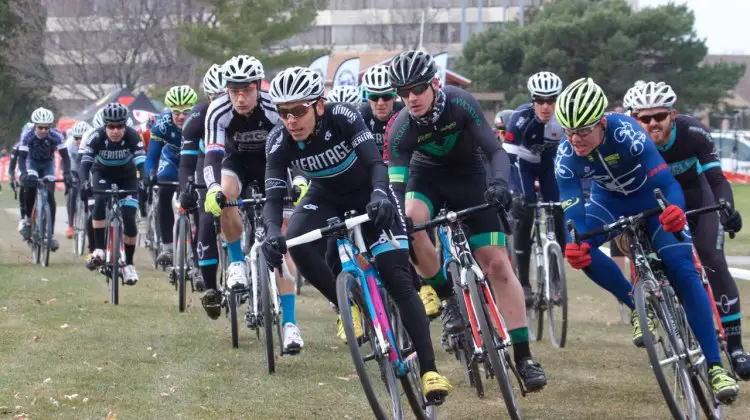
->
[555,78,608,129]
[165,85,198,108]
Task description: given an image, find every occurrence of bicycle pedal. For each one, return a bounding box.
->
[425,394,446,406]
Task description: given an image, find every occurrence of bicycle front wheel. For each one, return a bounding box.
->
[546,246,568,348]
[528,246,544,342]
[467,271,521,420]
[148,209,159,269]
[258,253,276,374]
[228,289,240,349]
[336,272,402,420]
[634,279,698,419]
[74,199,86,256]
[176,216,188,313]
[448,261,484,398]
[109,223,121,305]
[41,204,51,267]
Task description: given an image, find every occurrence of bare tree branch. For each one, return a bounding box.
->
[364,0,447,51]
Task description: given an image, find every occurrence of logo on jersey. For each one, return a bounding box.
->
[554,141,575,179]
[450,97,482,125]
[332,105,357,124]
[293,140,355,176]
[439,122,457,132]
[419,131,460,156]
[592,164,647,194]
[303,204,318,211]
[268,136,283,154]
[716,295,739,315]
[325,130,332,142]
[196,242,209,260]
[351,130,373,148]
[613,121,645,156]
[417,132,433,143]
[560,197,580,211]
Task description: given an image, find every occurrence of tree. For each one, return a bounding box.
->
[457,0,745,111]
[180,0,329,74]
[363,1,448,51]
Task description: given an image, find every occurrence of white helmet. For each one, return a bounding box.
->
[223,55,264,85]
[622,86,638,111]
[92,108,105,128]
[326,86,361,105]
[70,121,93,138]
[630,81,677,111]
[31,107,54,125]
[527,71,563,97]
[269,67,325,105]
[202,63,226,95]
[362,65,393,95]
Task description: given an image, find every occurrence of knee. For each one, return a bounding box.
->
[485,255,511,283]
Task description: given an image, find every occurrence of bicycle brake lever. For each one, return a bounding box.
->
[566,219,579,244]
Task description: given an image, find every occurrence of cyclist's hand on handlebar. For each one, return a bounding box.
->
[262,236,287,269]
[179,189,198,210]
[485,180,513,209]
[404,216,414,237]
[367,190,397,232]
[564,242,591,269]
[291,176,308,206]
[658,204,686,233]
[204,186,223,217]
[80,184,92,201]
[721,207,742,234]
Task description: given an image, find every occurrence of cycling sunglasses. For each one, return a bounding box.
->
[397,83,431,99]
[532,96,557,105]
[106,123,126,130]
[171,107,193,116]
[35,125,52,130]
[636,112,670,124]
[368,92,397,102]
[563,121,600,138]
[278,100,316,121]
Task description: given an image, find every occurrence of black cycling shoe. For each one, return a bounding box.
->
[201,289,222,320]
[440,296,464,334]
[731,350,750,380]
[50,238,60,252]
[194,278,206,293]
[517,357,547,392]
[156,249,174,266]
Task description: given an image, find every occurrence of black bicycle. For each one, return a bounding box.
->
[27,178,65,267]
[172,178,205,312]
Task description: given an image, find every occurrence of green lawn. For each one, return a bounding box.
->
[726,184,750,256]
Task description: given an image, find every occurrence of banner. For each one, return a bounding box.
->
[433,52,448,87]
[308,55,330,83]
[332,57,360,88]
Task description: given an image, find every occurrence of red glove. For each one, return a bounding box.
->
[658,204,686,233]
[565,242,592,270]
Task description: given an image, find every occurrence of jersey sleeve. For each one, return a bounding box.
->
[262,124,289,238]
[79,130,102,182]
[203,97,232,189]
[555,142,587,242]
[386,111,414,213]
[145,121,166,175]
[179,109,203,191]
[128,129,147,173]
[688,124,734,205]
[382,112,400,165]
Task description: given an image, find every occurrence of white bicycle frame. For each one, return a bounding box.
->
[535,207,563,304]
[247,240,296,321]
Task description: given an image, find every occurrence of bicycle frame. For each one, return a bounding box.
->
[530,202,564,303]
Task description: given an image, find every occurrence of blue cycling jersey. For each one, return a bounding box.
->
[504,103,563,164]
[18,127,66,161]
[145,111,183,175]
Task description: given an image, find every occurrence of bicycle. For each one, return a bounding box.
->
[569,189,736,420]
[72,190,89,256]
[144,184,162,269]
[92,185,140,306]
[27,178,65,267]
[413,202,525,419]
[219,191,296,375]
[287,211,440,420]
[172,178,205,313]
[523,200,567,348]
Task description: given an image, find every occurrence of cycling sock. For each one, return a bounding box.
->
[125,244,135,265]
[200,263,218,291]
[94,227,105,249]
[280,294,296,325]
[86,218,95,253]
[227,239,243,263]
[724,318,744,353]
[510,327,531,365]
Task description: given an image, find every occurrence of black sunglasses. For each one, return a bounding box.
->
[106,123,126,130]
[368,92,396,102]
[636,112,670,124]
[397,83,430,99]
[532,96,557,105]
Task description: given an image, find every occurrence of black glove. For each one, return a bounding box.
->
[63,172,73,193]
[80,183,92,201]
[366,190,397,232]
[19,172,28,186]
[404,216,414,237]
[722,208,742,234]
[510,193,526,220]
[485,180,513,209]
[262,236,287,269]
[179,189,198,210]
[10,179,17,193]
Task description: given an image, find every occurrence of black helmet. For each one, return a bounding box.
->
[102,102,129,124]
[388,51,438,88]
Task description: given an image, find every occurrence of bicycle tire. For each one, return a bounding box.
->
[176,216,188,313]
[41,203,51,267]
[447,261,484,398]
[109,222,121,305]
[467,271,521,420]
[31,206,40,265]
[148,209,159,269]
[634,279,698,419]
[546,246,568,348]
[74,199,86,256]
[682,311,723,420]
[259,252,276,374]
[336,272,402,420]
[229,289,239,348]
[295,272,304,295]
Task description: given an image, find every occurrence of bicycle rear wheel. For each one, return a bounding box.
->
[228,289,240,348]
[176,216,189,313]
[546,246,568,348]
[31,207,40,265]
[634,279,698,419]
[41,204,51,267]
[109,223,121,305]
[682,312,724,420]
[448,261,484,398]
[148,209,159,269]
[467,271,521,420]
[528,247,544,342]
[336,272,402,420]
[74,199,86,256]
[259,253,276,374]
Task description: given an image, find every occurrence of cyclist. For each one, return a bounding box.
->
[203,55,304,352]
[79,103,146,285]
[17,107,73,250]
[386,51,547,391]
[326,85,361,105]
[145,85,199,267]
[179,63,227,315]
[64,121,93,240]
[555,78,739,402]
[629,81,749,378]
[494,109,513,143]
[261,66,452,400]
[504,71,566,305]
[9,122,35,235]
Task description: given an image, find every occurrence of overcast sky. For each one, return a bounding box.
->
[638,0,750,55]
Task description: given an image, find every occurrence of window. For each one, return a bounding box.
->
[44,0,94,18]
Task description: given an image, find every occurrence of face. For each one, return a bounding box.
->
[496,125,506,142]
[105,123,126,142]
[398,78,439,118]
[532,96,557,123]
[278,99,322,141]
[170,106,193,129]
[565,118,607,157]
[228,83,258,115]
[367,92,396,121]
[34,125,51,137]
[634,107,675,146]
[614,105,626,114]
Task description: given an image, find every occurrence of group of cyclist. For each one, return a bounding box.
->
[5,48,748,408]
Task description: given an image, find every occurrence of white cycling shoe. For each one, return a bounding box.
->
[123,265,139,285]
[226,261,248,289]
[283,323,304,353]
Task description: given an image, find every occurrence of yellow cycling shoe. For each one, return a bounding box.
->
[421,371,452,401]
[337,305,363,343]
[419,285,441,318]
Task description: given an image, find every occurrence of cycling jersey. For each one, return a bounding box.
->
[556,112,722,364]
[8,141,21,177]
[203,91,279,189]
[381,110,403,165]
[17,128,70,180]
[504,103,564,164]
[179,99,209,191]
[145,111,183,180]
[64,136,81,175]
[79,126,146,182]
[358,101,405,154]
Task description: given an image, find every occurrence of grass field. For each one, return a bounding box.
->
[0,185,749,419]
[725,184,750,256]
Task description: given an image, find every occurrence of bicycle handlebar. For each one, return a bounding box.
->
[286,213,371,248]
[219,195,294,208]
[92,189,139,195]
[412,202,511,233]
[526,201,564,210]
